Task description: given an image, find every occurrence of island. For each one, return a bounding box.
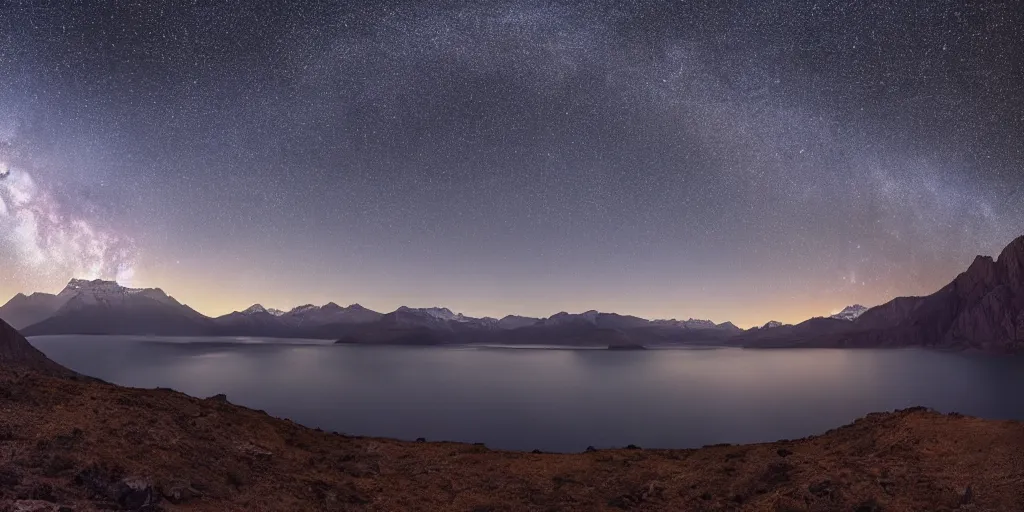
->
[607,342,648,350]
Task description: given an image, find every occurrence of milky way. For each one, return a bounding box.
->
[0,155,137,286]
[0,1,1021,325]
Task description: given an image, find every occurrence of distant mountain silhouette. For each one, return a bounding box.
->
[830,304,869,321]
[837,235,1024,351]
[31,246,1024,351]
[212,302,383,336]
[20,279,213,336]
[0,292,68,329]
[731,317,855,347]
[496,315,541,329]
[737,235,1024,352]
[280,303,383,327]
[330,309,739,347]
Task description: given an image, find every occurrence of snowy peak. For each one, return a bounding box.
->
[60,278,167,297]
[278,302,383,325]
[288,304,319,315]
[683,318,716,329]
[60,279,124,296]
[760,320,785,329]
[240,304,270,315]
[397,306,473,323]
[57,278,177,308]
[830,304,869,321]
[650,317,731,330]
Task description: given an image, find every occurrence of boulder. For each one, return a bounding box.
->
[159,480,201,504]
[75,467,160,510]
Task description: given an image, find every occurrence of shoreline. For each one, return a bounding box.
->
[2,368,1020,510]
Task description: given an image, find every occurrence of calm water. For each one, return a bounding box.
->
[28,335,1024,452]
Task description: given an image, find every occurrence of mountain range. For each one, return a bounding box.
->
[3,235,1023,351]
[732,235,1024,352]
[0,279,742,346]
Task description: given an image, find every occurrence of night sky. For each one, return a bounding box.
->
[1,1,1022,327]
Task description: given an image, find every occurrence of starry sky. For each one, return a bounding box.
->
[1,1,1022,327]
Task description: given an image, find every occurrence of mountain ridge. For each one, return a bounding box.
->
[4,280,739,344]
[7,234,1024,352]
[735,235,1024,352]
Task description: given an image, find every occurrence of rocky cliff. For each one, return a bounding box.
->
[842,235,1024,351]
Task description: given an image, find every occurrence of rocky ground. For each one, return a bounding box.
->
[0,367,1022,511]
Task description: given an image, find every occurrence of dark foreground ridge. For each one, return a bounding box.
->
[2,320,1024,511]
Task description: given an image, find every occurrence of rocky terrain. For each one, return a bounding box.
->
[735,235,1024,352]
[2,318,1024,511]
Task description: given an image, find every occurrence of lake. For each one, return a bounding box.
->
[28,335,1024,452]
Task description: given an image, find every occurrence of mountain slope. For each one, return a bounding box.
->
[835,236,1024,351]
[277,303,383,328]
[0,317,74,376]
[737,235,1024,352]
[20,279,214,337]
[731,317,857,347]
[212,305,300,337]
[831,304,869,321]
[0,292,68,329]
[497,315,541,329]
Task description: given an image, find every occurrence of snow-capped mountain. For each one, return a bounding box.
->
[288,304,320,316]
[236,304,284,317]
[2,279,747,344]
[396,306,475,323]
[830,304,869,321]
[21,279,211,336]
[651,318,729,329]
[279,303,382,326]
[760,320,785,329]
[240,304,273,315]
[53,279,194,312]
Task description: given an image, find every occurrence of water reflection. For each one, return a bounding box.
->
[28,335,1024,452]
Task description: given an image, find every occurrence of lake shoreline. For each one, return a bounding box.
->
[3,367,1021,510]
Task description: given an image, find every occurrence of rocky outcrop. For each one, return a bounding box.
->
[840,235,1024,351]
[734,235,1024,352]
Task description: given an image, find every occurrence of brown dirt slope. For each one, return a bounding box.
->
[1,368,1023,512]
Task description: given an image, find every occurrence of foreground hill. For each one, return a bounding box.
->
[2,370,1018,511]
[0,319,1022,511]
